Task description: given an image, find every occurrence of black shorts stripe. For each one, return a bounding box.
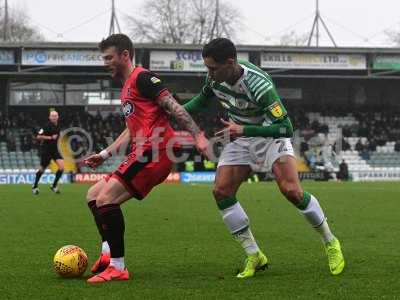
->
[117,150,153,182]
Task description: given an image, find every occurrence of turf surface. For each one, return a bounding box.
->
[1,182,399,299]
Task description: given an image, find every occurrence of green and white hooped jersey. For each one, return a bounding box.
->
[201,60,287,126]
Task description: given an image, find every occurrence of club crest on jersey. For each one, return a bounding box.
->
[268,101,284,118]
[122,102,134,117]
[151,77,161,84]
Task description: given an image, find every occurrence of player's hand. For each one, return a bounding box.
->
[194,131,210,159]
[215,119,244,139]
[52,134,58,140]
[84,153,105,170]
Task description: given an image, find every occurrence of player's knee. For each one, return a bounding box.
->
[96,192,113,207]
[86,186,98,202]
[58,168,64,173]
[213,186,232,201]
[280,183,303,205]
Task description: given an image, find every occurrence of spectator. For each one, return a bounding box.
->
[337,159,349,181]
[395,140,400,152]
[355,139,364,152]
[368,138,377,152]
[0,128,6,142]
[7,136,16,151]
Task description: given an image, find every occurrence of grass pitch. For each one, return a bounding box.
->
[1,182,399,299]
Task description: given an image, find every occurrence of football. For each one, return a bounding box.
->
[53,245,88,278]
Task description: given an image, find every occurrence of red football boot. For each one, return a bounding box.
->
[91,252,110,274]
[87,266,129,284]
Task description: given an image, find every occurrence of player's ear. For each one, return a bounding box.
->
[122,49,130,61]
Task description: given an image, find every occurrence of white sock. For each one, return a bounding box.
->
[110,257,125,271]
[298,193,334,243]
[298,194,325,227]
[101,241,110,254]
[220,202,260,255]
[315,219,335,243]
[234,228,260,255]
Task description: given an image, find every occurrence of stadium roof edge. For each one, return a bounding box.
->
[1,42,400,54]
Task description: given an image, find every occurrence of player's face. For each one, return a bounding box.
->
[203,57,235,83]
[49,112,59,124]
[101,47,129,79]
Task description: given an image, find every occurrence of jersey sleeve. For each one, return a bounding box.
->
[259,87,288,122]
[183,76,215,114]
[136,71,168,100]
[247,75,287,122]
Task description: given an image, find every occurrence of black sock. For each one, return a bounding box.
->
[88,200,107,242]
[33,170,43,188]
[98,204,125,258]
[52,170,63,188]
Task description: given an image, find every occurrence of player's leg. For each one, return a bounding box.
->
[50,158,64,193]
[32,153,50,194]
[87,149,172,283]
[272,155,345,275]
[87,178,131,283]
[213,165,268,278]
[86,178,110,273]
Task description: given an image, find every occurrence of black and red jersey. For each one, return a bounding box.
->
[120,66,176,154]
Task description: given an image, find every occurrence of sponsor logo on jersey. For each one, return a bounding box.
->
[122,101,134,117]
[151,76,161,84]
[268,101,284,118]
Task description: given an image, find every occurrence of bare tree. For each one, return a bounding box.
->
[279,30,308,46]
[0,2,44,42]
[385,28,400,46]
[126,0,241,44]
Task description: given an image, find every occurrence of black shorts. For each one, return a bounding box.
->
[40,148,63,167]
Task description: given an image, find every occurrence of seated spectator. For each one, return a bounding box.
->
[334,138,350,152]
[360,148,370,160]
[341,125,352,137]
[300,140,309,155]
[305,149,317,169]
[20,134,33,151]
[395,140,400,152]
[368,138,377,151]
[355,139,364,152]
[0,128,6,142]
[7,137,16,151]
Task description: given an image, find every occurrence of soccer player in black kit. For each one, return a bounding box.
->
[32,110,64,195]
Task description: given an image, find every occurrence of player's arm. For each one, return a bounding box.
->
[36,127,57,141]
[159,93,209,157]
[183,77,214,115]
[84,127,130,170]
[136,72,209,157]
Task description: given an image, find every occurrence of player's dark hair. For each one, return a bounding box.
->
[98,34,134,61]
[202,38,237,63]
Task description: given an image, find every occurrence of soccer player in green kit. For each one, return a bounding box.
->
[184,38,345,278]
